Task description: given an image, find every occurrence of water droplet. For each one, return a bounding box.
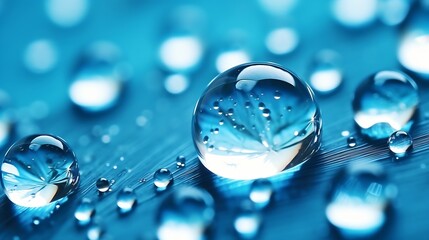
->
[87,224,103,240]
[154,168,173,191]
[331,0,378,28]
[156,187,215,240]
[388,130,412,157]
[164,74,190,95]
[347,137,357,147]
[192,62,322,180]
[23,39,58,74]
[353,71,418,140]
[258,102,265,110]
[32,217,41,226]
[1,134,79,207]
[273,91,281,100]
[378,0,410,26]
[74,198,95,226]
[69,42,129,112]
[96,178,110,193]
[176,155,186,168]
[262,109,271,118]
[45,0,88,27]
[308,49,342,94]
[215,48,251,73]
[397,7,429,78]
[265,27,299,55]
[249,179,273,209]
[326,163,395,238]
[234,204,262,239]
[116,187,137,214]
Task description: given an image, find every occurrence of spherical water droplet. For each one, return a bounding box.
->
[378,0,410,26]
[87,224,103,240]
[74,198,95,226]
[116,187,137,214]
[45,0,88,27]
[249,179,273,209]
[326,163,395,238]
[352,71,419,140]
[347,137,357,148]
[154,168,173,191]
[388,130,412,157]
[96,178,110,193]
[176,156,186,168]
[23,39,58,74]
[308,50,342,94]
[331,0,378,28]
[69,42,129,112]
[265,27,299,55]
[262,109,270,118]
[192,62,322,180]
[156,187,215,240]
[1,134,79,207]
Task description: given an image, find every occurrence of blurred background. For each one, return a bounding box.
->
[0,0,428,239]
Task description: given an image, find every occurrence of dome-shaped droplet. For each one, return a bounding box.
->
[154,168,173,191]
[156,186,215,240]
[308,50,342,95]
[352,71,419,140]
[96,178,110,193]
[1,134,79,207]
[388,130,412,157]
[116,187,137,214]
[347,137,357,148]
[192,62,322,180]
[69,42,129,112]
[87,224,103,240]
[326,163,396,238]
[249,178,273,209]
[176,155,186,168]
[74,198,95,226]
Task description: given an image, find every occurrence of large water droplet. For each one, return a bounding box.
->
[74,198,95,226]
[352,70,419,140]
[192,62,322,180]
[96,178,110,193]
[308,50,342,94]
[0,134,79,207]
[388,130,412,157]
[154,168,173,191]
[69,42,129,112]
[265,27,299,55]
[326,163,396,238]
[249,179,273,209]
[331,0,378,28]
[116,187,137,214]
[45,0,88,27]
[156,186,215,240]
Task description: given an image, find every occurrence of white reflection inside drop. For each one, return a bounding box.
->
[164,74,189,94]
[332,0,378,28]
[159,35,203,73]
[265,28,299,55]
[215,50,250,73]
[23,39,58,74]
[45,0,88,27]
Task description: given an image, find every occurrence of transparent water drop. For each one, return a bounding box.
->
[331,0,378,28]
[87,224,103,240]
[388,130,412,157]
[176,156,186,168]
[378,0,410,26]
[347,137,357,147]
[23,39,58,74]
[156,186,215,240]
[397,7,429,79]
[154,168,173,191]
[352,70,418,140]
[96,178,110,193]
[69,42,129,112]
[116,187,137,214]
[74,198,95,226]
[326,162,395,238]
[0,134,79,207]
[164,74,190,94]
[308,50,342,94]
[192,62,322,180]
[265,27,299,55]
[234,204,262,239]
[249,179,273,209]
[45,0,88,27]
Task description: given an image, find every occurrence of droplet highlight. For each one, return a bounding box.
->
[116,187,137,214]
[154,168,173,191]
[388,130,412,157]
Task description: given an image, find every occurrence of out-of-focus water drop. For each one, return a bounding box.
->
[45,0,88,27]
[96,178,110,193]
[258,0,297,16]
[32,217,41,226]
[192,62,322,180]
[87,224,103,240]
[1,134,79,207]
[69,42,129,112]
[397,7,429,79]
[388,130,412,157]
[74,198,95,226]
[159,35,203,73]
[249,179,273,209]
[116,187,137,214]
[216,48,251,74]
[378,0,410,26]
[164,74,189,94]
[331,0,378,28]
[176,155,186,168]
[308,49,342,94]
[156,186,215,240]
[234,203,262,239]
[23,39,58,74]
[265,27,299,55]
[326,162,396,238]
[352,70,418,140]
[154,168,173,191]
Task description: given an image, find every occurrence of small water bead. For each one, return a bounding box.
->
[341,130,350,137]
[388,130,413,157]
[347,137,357,148]
[74,198,95,225]
[96,178,110,193]
[234,204,262,239]
[116,187,137,214]
[308,49,342,94]
[156,186,215,240]
[352,71,419,140]
[69,42,129,112]
[154,168,173,191]
[326,163,395,238]
[0,134,79,207]
[32,217,41,226]
[192,62,322,180]
[176,156,186,168]
[249,179,273,209]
